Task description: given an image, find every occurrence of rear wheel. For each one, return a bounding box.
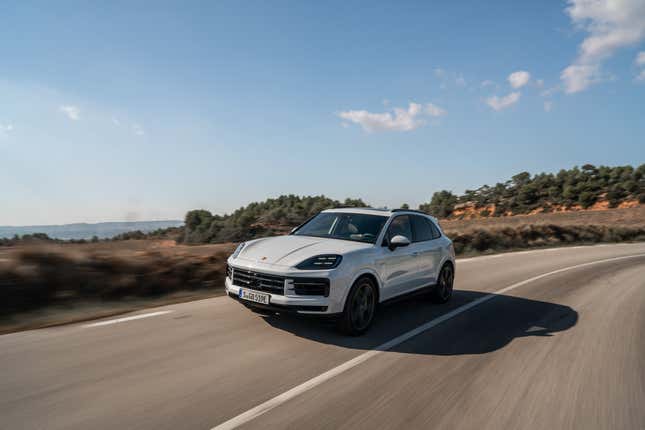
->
[337,277,377,336]
[431,263,454,303]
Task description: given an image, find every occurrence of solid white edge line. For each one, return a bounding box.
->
[211,253,645,430]
[456,243,617,263]
[83,310,174,327]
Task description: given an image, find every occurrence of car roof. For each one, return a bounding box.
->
[321,207,437,221]
[321,207,391,216]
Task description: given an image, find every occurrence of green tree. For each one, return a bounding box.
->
[578,191,596,208]
[419,191,458,218]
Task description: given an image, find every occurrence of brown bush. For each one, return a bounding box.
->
[0,246,229,316]
[447,224,645,255]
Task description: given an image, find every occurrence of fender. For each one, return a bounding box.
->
[342,267,384,303]
[437,254,456,277]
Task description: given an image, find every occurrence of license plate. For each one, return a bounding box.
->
[239,288,270,305]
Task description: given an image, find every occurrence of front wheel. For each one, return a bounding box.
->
[431,263,454,303]
[337,277,377,336]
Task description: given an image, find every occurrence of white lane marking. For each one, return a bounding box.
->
[211,253,645,430]
[83,311,173,328]
[456,243,636,263]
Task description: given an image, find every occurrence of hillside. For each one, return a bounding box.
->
[0,220,183,240]
[420,164,644,219]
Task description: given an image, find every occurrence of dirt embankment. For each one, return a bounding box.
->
[450,200,641,220]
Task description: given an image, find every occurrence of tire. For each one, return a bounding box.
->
[431,263,454,304]
[337,277,378,336]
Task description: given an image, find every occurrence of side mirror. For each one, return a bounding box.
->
[388,235,411,251]
[290,227,297,234]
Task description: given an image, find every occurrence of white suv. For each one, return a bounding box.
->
[225,208,455,335]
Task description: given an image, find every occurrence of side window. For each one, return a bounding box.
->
[411,215,433,242]
[428,219,442,239]
[385,215,412,243]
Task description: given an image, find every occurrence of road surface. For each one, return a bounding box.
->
[1,243,645,429]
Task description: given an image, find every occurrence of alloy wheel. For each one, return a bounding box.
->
[438,265,454,301]
[350,281,375,331]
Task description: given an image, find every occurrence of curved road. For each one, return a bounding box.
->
[1,243,645,429]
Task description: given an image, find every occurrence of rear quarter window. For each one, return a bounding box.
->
[411,215,433,242]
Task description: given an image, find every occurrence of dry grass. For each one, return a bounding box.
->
[440,205,645,233]
[0,240,235,332]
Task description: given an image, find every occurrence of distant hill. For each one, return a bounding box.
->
[0,220,184,240]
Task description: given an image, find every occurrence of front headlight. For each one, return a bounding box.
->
[296,254,343,270]
[231,242,246,259]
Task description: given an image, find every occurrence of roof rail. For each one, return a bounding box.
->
[391,208,430,215]
[331,206,390,211]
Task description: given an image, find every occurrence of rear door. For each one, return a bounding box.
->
[410,215,443,286]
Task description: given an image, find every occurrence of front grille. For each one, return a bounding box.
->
[231,267,285,295]
[293,278,330,297]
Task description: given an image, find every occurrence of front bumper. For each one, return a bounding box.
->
[227,291,333,315]
[225,260,351,314]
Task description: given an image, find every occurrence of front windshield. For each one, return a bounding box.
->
[293,212,387,244]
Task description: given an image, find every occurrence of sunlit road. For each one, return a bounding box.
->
[2,243,645,429]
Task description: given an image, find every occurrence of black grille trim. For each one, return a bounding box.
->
[292,278,330,297]
[231,267,285,295]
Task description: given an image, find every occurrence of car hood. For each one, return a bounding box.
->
[235,235,371,267]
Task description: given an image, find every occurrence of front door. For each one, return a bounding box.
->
[376,215,422,300]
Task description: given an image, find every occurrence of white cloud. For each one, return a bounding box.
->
[635,51,645,81]
[434,68,445,78]
[562,0,645,93]
[544,101,553,112]
[541,85,560,97]
[112,117,121,126]
[485,92,521,111]
[535,79,545,87]
[508,71,531,88]
[132,124,145,136]
[0,123,14,137]
[59,105,80,121]
[455,75,467,87]
[425,103,446,117]
[337,102,446,132]
[636,69,645,81]
[481,80,496,88]
[561,64,602,93]
[637,51,645,65]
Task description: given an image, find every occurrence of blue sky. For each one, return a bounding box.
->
[1,0,644,225]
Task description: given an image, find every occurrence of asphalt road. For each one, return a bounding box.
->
[2,243,645,430]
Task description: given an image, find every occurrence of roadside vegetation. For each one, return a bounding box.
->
[449,224,645,255]
[0,242,235,331]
